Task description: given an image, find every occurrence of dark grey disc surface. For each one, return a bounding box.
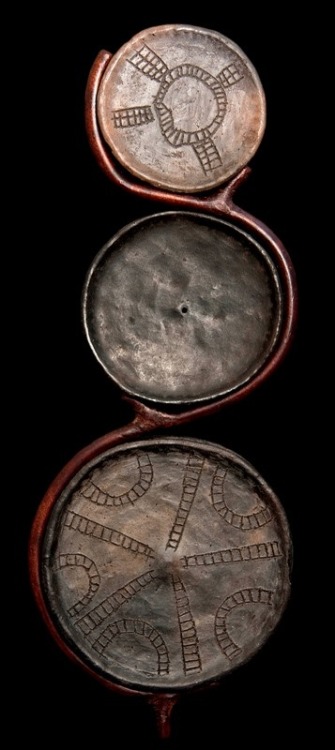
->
[42,438,291,692]
[83,212,282,404]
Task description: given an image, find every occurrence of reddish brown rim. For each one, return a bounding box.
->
[29,421,180,718]
[30,49,298,670]
[29,421,289,735]
[28,421,219,738]
[29,50,298,739]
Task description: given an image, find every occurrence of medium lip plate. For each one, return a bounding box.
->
[83,211,283,405]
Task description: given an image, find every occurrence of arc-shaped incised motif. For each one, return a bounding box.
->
[154,65,227,147]
[211,466,272,529]
[55,554,100,616]
[215,588,274,660]
[80,452,153,507]
[44,438,291,688]
[93,618,170,675]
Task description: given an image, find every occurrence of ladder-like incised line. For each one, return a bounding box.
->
[211,466,272,529]
[128,45,168,81]
[166,454,206,552]
[215,588,274,660]
[111,106,154,128]
[80,453,153,507]
[192,139,222,173]
[63,510,155,559]
[171,574,202,675]
[54,554,100,617]
[92,618,170,675]
[76,570,158,635]
[217,62,244,88]
[180,540,283,568]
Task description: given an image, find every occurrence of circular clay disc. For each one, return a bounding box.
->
[42,438,291,692]
[83,212,283,404]
[97,25,266,192]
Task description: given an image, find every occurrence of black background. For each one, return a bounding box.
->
[19,6,314,747]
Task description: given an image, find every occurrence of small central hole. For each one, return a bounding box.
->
[181,305,188,314]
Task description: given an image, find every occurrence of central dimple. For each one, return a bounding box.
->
[154,548,180,580]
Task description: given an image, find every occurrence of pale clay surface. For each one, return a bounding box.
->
[97,25,266,192]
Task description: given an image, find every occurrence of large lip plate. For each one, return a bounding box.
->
[41,436,291,693]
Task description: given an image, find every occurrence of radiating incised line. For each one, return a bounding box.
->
[76,569,158,635]
[180,540,282,568]
[63,510,155,559]
[166,453,205,551]
[171,573,202,675]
